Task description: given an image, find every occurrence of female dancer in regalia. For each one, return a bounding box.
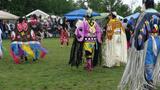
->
[102,12,127,68]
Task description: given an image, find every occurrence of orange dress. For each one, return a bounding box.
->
[106,19,125,40]
[103,18,127,67]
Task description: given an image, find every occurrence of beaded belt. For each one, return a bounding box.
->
[114,29,121,35]
[84,37,97,42]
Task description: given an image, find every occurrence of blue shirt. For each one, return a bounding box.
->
[145,36,160,65]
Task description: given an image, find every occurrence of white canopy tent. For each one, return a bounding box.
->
[0,10,19,20]
[26,9,49,18]
[93,12,124,20]
[51,15,57,19]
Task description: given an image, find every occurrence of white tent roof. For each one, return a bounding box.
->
[0,10,19,20]
[26,9,49,18]
[51,15,57,19]
[93,12,124,20]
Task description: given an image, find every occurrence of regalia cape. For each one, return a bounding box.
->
[69,36,102,68]
[118,9,160,90]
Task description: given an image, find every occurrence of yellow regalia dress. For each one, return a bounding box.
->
[103,18,127,67]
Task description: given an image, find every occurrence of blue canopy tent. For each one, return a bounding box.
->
[64,9,100,20]
[65,16,83,20]
[125,12,140,20]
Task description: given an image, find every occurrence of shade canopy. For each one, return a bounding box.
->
[0,10,19,20]
[125,12,140,20]
[26,9,49,18]
[64,9,100,20]
[93,13,124,20]
[65,16,83,20]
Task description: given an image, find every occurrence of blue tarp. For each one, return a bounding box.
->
[64,9,100,20]
[125,12,140,20]
[65,16,83,20]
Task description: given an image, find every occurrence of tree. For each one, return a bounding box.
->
[116,4,132,17]
[48,0,77,15]
[156,2,160,12]
[0,0,77,16]
[76,0,132,17]
[103,0,132,16]
[134,6,142,13]
[88,0,105,12]
[0,0,132,17]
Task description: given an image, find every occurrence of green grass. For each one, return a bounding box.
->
[0,38,124,90]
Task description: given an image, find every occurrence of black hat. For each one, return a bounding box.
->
[143,0,154,3]
[32,14,37,19]
[18,17,24,23]
[143,0,154,9]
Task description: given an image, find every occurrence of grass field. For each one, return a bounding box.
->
[0,38,124,90]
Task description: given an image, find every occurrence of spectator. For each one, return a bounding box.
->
[3,21,7,39]
[0,20,3,33]
[7,21,11,37]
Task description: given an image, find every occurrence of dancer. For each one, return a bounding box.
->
[58,17,69,47]
[10,17,47,64]
[28,14,43,42]
[69,8,102,71]
[119,0,160,89]
[102,12,127,68]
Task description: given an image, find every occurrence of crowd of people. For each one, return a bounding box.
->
[0,15,71,39]
[0,20,15,39]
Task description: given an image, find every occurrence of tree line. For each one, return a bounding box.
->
[134,2,160,13]
[0,0,160,17]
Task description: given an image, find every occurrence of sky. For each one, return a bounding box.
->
[122,0,160,8]
[74,0,160,10]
